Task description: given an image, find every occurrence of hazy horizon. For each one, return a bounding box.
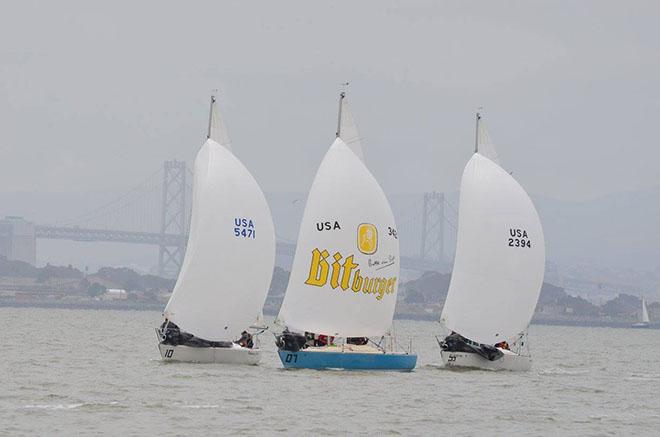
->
[1,1,659,282]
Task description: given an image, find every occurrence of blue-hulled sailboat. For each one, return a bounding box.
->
[274,91,416,371]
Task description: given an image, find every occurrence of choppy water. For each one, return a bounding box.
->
[2,308,659,436]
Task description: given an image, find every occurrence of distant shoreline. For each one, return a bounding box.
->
[2,300,656,329]
[0,300,163,312]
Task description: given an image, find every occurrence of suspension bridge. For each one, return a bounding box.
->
[8,161,457,277]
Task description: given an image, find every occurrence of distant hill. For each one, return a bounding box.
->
[0,256,174,296]
[90,267,175,291]
[397,271,648,323]
[398,271,570,309]
[0,256,39,278]
[1,255,656,325]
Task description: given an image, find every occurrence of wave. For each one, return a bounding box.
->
[538,367,590,376]
[22,401,124,411]
[22,403,84,410]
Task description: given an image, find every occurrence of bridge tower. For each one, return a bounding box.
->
[419,191,444,262]
[158,160,187,277]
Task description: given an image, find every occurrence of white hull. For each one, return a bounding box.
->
[440,349,531,371]
[158,343,260,365]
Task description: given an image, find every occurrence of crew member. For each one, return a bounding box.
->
[237,331,254,348]
[494,341,510,350]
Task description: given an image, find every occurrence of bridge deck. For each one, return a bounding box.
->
[34,225,440,272]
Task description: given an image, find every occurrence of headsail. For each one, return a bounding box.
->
[440,116,545,345]
[164,103,275,341]
[336,92,365,162]
[642,298,650,323]
[277,135,399,337]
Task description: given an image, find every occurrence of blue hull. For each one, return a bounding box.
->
[278,349,417,371]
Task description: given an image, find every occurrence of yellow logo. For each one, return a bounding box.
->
[357,223,378,255]
[304,248,396,301]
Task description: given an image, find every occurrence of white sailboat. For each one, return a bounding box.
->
[631,297,651,328]
[438,113,545,371]
[274,91,417,371]
[156,95,276,364]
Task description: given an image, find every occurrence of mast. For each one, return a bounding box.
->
[336,91,345,138]
[207,94,216,139]
[474,111,481,154]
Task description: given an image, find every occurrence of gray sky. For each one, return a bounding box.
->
[1,0,658,202]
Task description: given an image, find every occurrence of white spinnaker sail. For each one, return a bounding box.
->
[164,138,275,341]
[642,298,650,323]
[338,95,365,162]
[277,137,399,337]
[440,153,545,345]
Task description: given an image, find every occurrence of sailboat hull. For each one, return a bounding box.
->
[631,322,651,329]
[158,343,260,365]
[440,349,531,371]
[278,348,417,371]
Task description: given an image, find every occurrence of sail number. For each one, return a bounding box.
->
[388,227,398,239]
[234,218,256,239]
[285,353,298,363]
[508,238,531,248]
[165,349,174,358]
[508,228,531,248]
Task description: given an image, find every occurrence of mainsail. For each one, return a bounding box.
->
[277,98,398,337]
[208,95,232,150]
[642,298,650,323]
[337,92,365,162]
[475,113,500,164]
[164,100,275,341]
[440,116,545,345]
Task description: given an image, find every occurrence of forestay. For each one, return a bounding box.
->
[277,137,399,337]
[164,138,275,341]
[440,152,545,345]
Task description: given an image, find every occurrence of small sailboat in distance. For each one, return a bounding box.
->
[156,95,276,364]
[274,91,417,371]
[631,297,651,328]
[437,112,545,371]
